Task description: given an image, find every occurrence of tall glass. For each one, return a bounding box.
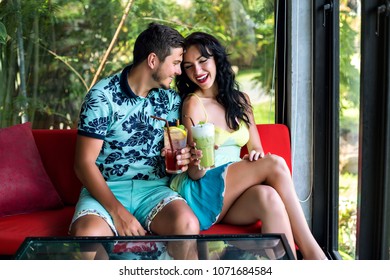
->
[191,123,215,170]
[164,126,187,174]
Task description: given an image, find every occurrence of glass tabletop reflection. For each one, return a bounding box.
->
[15,234,294,260]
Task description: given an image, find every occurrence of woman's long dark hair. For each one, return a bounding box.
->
[175,32,252,130]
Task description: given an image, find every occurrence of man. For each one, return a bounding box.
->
[70,23,199,258]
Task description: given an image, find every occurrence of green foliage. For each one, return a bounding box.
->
[236,69,275,123]
[338,172,358,259]
[339,7,360,123]
[337,2,360,260]
[338,199,357,259]
[252,101,275,124]
[339,10,359,101]
[0,0,277,128]
[0,22,7,44]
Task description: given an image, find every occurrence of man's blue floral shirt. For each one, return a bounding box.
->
[77,65,181,182]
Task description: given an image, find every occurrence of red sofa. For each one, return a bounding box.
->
[0,124,291,258]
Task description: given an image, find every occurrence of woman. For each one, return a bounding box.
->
[173,32,327,260]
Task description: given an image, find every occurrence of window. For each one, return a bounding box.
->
[338,0,360,260]
[313,0,390,260]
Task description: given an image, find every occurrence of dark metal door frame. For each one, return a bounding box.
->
[358,0,390,260]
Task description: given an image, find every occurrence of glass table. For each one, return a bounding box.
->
[15,234,295,260]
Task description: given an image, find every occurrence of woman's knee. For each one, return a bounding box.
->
[265,154,291,178]
[268,154,288,169]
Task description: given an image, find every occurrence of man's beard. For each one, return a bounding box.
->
[152,67,170,90]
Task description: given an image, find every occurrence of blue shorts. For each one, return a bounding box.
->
[70,179,185,235]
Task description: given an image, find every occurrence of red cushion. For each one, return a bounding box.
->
[240,124,292,173]
[0,206,75,255]
[32,129,82,205]
[0,123,63,217]
[0,124,291,257]
[201,221,262,235]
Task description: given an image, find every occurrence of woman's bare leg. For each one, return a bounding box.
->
[220,156,327,260]
[221,185,297,259]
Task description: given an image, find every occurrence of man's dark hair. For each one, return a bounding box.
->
[133,23,184,66]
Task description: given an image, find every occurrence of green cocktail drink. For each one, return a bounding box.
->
[191,123,215,170]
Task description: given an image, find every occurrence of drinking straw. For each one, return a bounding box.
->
[184,115,196,126]
[184,115,201,170]
[151,115,174,152]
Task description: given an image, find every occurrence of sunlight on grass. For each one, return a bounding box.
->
[236,69,275,124]
[253,101,275,124]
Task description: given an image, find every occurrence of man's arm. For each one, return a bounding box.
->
[74,135,146,236]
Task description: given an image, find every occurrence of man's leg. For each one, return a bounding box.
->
[70,215,114,260]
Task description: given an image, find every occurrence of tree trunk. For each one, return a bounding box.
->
[31,15,39,125]
[89,0,134,90]
[15,0,28,123]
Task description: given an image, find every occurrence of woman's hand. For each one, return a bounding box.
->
[161,146,192,173]
[186,142,207,180]
[189,142,202,167]
[243,150,269,161]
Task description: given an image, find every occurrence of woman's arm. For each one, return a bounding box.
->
[181,96,208,180]
[243,93,266,161]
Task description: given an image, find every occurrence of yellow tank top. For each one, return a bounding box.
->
[188,93,250,166]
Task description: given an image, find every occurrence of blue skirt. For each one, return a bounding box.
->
[170,163,231,230]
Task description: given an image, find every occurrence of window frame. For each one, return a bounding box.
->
[276,0,340,259]
[357,0,390,260]
[275,0,288,124]
[308,0,390,260]
[311,0,341,260]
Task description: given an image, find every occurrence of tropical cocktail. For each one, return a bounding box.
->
[191,122,215,170]
[164,125,187,174]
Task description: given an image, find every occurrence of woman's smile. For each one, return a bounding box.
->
[196,74,208,83]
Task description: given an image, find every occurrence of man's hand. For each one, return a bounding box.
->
[111,206,146,236]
